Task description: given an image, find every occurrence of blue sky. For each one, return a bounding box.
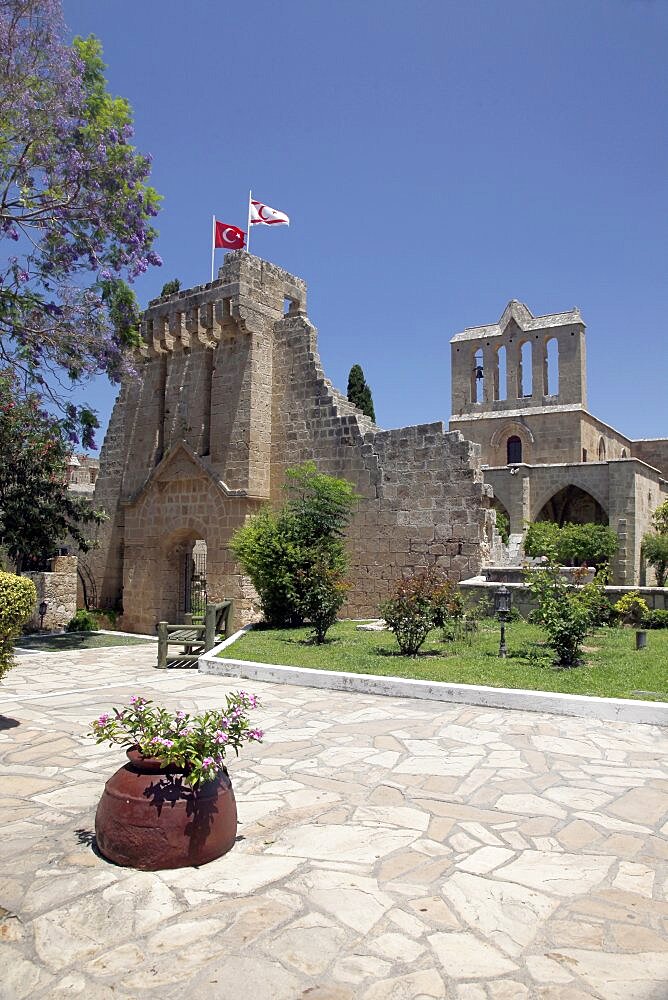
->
[62,0,667,446]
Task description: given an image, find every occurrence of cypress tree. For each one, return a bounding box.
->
[346,364,376,422]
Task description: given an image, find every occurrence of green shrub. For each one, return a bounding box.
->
[231,463,358,628]
[526,560,592,666]
[296,557,349,644]
[65,609,99,632]
[524,521,560,560]
[642,609,668,629]
[613,592,649,627]
[641,532,668,588]
[524,521,617,567]
[0,571,37,679]
[160,278,181,297]
[495,509,510,544]
[381,568,461,656]
[578,569,614,627]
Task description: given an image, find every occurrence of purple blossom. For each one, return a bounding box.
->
[201,757,215,768]
[249,729,264,742]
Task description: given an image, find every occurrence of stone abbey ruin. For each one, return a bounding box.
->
[85,251,666,631]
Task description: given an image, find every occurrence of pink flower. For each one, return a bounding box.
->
[214,730,228,744]
[129,695,140,705]
[176,711,186,720]
[96,713,109,726]
[181,726,193,736]
[249,729,264,741]
[201,757,215,768]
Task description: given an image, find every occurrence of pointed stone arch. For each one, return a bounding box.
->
[532,483,608,527]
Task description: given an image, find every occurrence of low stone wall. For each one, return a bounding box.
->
[460,577,668,617]
[25,555,78,630]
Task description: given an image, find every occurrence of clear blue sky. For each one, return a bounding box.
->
[62,0,667,446]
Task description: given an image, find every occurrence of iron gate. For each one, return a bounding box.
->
[180,540,207,618]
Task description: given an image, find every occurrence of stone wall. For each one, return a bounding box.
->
[632,438,668,479]
[25,555,78,630]
[87,253,496,633]
[460,578,668,618]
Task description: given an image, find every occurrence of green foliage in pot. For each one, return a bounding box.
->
[90,692,263,787]
[0,571,36,679]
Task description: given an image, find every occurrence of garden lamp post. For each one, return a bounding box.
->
[38,600,48,629]
[494,585,511,659]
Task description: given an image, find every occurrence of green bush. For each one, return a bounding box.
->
[577,569,614,627]
[231,462,358,628]
[0,571,37,679]
[526,560,592,666]
[296,557,349,644]
[65,609,99,632]
[525,521,617,567]
[495,509,510,544]
[524,521,560,560]
[642,609,668,629]
[641,532,668,588]
[613,592,649,627]
[381,568,461,656]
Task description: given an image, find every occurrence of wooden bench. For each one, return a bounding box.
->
[156,600,233,669]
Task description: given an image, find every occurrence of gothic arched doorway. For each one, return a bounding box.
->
[535,485,607,527]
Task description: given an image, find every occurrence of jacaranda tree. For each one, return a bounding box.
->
[0,0,162,446]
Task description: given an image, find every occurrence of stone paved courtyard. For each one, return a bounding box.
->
[1,646,667,1000]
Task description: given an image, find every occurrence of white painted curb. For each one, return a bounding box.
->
[199,629,668,727]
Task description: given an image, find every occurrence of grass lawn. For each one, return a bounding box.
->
[16,631,154,652]
[224,619,668,701]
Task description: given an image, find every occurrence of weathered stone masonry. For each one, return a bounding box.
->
[86,253,496,632]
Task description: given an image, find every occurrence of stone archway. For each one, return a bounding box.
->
[535,484,608,526]
[159,529,209,624]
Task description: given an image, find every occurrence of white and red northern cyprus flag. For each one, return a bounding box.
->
[214,220,246,249]
[250,199,290,226]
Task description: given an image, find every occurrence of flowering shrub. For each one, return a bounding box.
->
[380,568,462,656]
[613,592,649,627]
[90,692,263,787]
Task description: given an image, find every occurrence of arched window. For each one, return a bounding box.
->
[546,338,559,396]
[598,437,606,461]
[472,348,484,403]
[507,436,522,464]
[621,449,627,458]
[520,342,532,397]
[495,345,507,401]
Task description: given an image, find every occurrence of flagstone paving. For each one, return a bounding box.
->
[1,645,667,999]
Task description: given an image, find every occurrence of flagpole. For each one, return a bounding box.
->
[211,213,215,282]
[246,189,252,256]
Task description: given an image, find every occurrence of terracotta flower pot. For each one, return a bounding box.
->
[94,747,237,871]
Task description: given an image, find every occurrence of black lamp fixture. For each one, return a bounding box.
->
[493,585,511,658]
[38,600,48,629]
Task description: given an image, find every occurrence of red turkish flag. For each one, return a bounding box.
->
[214,220,246,249]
